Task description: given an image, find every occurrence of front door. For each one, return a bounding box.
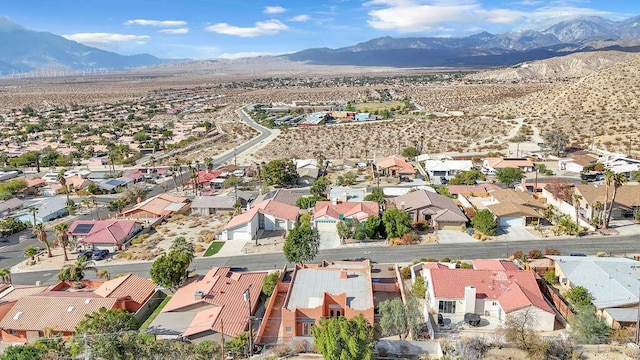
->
[302,322,312,336]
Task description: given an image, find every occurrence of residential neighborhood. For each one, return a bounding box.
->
[0,90,639,359]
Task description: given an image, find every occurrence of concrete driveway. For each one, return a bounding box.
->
[496,227,539,241]
[319,230,341,250]
[436,230,477,244]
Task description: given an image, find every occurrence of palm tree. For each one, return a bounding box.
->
[97,269,111,280]
[604,171,627,229]
[59,256,98,281]
[54,223,71,262]
[592,201,604,225]
[57,169,71,207]
[32,223,52,258]
[28,207,38,227]
[0,267,11,284]
[203,157,213,172]
[572,194,583,224]
[24,246,38,261]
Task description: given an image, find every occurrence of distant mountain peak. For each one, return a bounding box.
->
[0,15,26,32]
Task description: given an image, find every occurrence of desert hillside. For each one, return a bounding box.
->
[466,51,640,82]
[468,53,640,154]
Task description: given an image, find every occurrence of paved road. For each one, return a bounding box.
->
[11,234,640,286]
[0,106,270,270]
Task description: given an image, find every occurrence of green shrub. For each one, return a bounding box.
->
[412,276,426,298]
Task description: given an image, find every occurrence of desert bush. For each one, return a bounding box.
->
[461,337,490,360]
[412,221,429,232]
[400,266,411,279]
[545,248,561,255]
[292,340,308,354]
[401,232,420,244]
[440,257,451,263]
[194,245,205,253]
[270,343,292,357]
[543,270,558,285]
[412,276,426,298]
[528,249,544,259]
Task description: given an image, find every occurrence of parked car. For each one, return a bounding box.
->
[92,250,109,260]
[400,176,413,183]
[77,250,93,260]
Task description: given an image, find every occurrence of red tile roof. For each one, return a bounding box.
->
[197,171,221,184]
[122,193,189,217]
[0,296,117,332]
[224,199,299,230]
[94,274,156,306]
[376,156,415,174]
[313,201,379,221]
[162,267,267,337]
[70,220,140,245]
[472,259,519,271]
[428,268,553,314]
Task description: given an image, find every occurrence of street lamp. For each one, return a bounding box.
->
[243,285,254,357]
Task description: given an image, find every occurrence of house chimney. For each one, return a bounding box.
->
[340,270,348,279]
[194,290,205,301]
[332,198,337,207]
[136,196,143,204]
[400,201,405,210]
[463,286,476,314]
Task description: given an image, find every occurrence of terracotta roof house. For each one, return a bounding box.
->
[218,199,299,241]
[121,193,190,220]
[146,267,266,342]
[420,260,555,331]
[0,274,156,343]
[376,156,416,177]
[485,189,545,227]
[69,220,143,252]
[19,178,45,196]
[256,260,375,344]
[483,157,534,174]
[573,184,640,222]
[312,200,379,245]
[387,190,468,230]
[549,256,640,329]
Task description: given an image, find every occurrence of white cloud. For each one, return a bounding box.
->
[289,14,311,22]
[125,19,187,27]
[159,28,189,34]
[365,1,476,32]
[264,6,287,14]
[363,0,619,33]
[217,51,284,59]
[205,19,289,37]
[475,9,524,24]
[62,33,150,47]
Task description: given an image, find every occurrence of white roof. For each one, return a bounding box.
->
[423,159,473,172]
[286,268,373,311]
[550,256,640,309]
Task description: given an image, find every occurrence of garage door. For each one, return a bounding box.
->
[438,222,462,231]
[499,217,523,227]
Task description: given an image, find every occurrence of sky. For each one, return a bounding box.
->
[2,0,639,60]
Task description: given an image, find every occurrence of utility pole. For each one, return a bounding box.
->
[234,147,238,204]
[243,285,254,357]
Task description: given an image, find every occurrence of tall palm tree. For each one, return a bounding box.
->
[57,170,71,207]
[0,267,11,284]
[54,223,71,262]
[602,169,613,229]
[572,194,583,224]
[59,256,98,281]
[203,157,213,172]
[28,207,38,227]
[604,171,627,229]
[592,201,604,225]
[32,223,52,258]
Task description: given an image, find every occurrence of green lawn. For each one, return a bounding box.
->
[138,296,171,333]
[204,241,225,257]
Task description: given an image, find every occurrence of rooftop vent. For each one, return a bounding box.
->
[67,306,75,312]
[194,290,205,301]
[13,312,22,320]
[84,299,92,304]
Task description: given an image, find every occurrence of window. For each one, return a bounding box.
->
[8,330,19,336]
[492,301,498,306]
[285,326,292,333]
[438,300,456,314]
[330,310,334,317]
[302,323,312,336]
[336,310,341,317]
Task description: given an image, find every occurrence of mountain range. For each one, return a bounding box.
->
[0,16,165,75]
[1,15,640,74]
[282,15,640,67]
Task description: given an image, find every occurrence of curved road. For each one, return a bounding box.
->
[11,233,640,285]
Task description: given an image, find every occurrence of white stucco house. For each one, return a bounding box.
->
[415,259,556,332]
[217,199,299,241]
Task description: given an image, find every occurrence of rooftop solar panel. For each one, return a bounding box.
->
[73,223,94,234]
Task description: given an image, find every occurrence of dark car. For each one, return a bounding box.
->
[77,250,93,260]
[400,176,413,183]
[92,250,109,260]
